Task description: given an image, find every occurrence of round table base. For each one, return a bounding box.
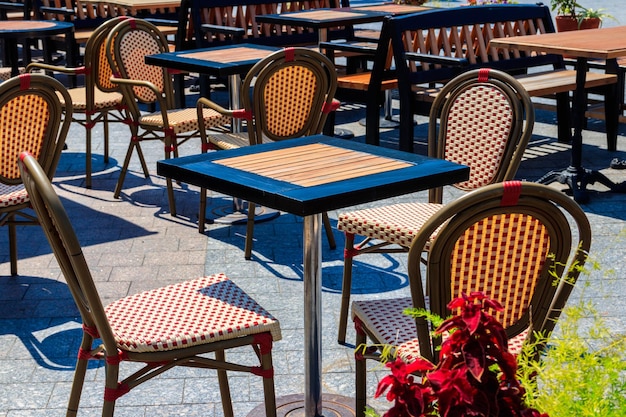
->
[249,394,356,417]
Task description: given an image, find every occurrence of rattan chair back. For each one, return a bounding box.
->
[407,181,591,362]
[240,47,338,144]
[0,73,72,275]
[18,152,282,417]
[106,18,174,113]
[427,68,534,203]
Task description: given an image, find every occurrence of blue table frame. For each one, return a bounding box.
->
[157,135,469,417]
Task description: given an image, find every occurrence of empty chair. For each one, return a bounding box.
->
[335,68,535,344]
[0,73,72,276]
[18,151,282,417]
[351,180,591,417]
[105,17,229,216]
[196,47,339,259]
[27,17,129,189]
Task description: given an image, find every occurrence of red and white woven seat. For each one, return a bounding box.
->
[352,297,527,366]
[0,184,28,208]
[106,273,281,353]
[19,153,284,417]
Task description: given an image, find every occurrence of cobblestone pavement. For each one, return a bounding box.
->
[2,3,626,415]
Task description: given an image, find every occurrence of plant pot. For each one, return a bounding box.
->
[555,15,601,32]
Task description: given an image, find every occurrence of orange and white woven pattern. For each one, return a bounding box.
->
[105,273,282,353]
[64,88,123,111]
[0,95,50,180]
[0,184,28,208]
[140,108,230,134]
[448,213,548,328]
[337,202,443,247]
[263,66,317,137]
[444,85,513,191]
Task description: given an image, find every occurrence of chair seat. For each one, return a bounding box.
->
[140,107,230,134]
[352,297,527,364]
[105,273,282,353]
[0,183,28,208]
[63,87,124,111]
[208,132,273,150]
[337,202,443,246]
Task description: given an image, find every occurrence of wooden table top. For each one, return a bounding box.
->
[0,20,73,35]
[489,26,626,60]
[157,135,469,216]
[255,7,388,29]
[88,0,180,11]
[146,44,280,77]
[352,3,430,14]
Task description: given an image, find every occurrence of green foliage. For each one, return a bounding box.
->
[517,299,626,417]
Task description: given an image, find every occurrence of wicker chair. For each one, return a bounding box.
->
[26,17,129,189]
[18,151,282,417]
[196,47,339,259]
[105,18,230,216]
[0,73,72,276]
[351,180,592,417]
[335,68,535,344]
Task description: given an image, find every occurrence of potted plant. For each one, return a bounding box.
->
[369,292,547,417]
[550,0,613,31]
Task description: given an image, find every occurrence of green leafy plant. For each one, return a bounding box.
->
[517,298,626,417]
[550,0,614,24]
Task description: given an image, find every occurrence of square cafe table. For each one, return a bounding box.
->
[490,26,626,202]
[157,134,469,417]
[146,43,280,121]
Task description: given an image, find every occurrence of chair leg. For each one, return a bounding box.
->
[114,141,139,199]
[9,221,17,276]
[338,232,355,345]
[555,92,572,143]
[244,202,256,260]
[85,121,93,189]
[260,346,278,417]
[216,349,234,417]
[103,113,110,164]
[355,323,367,417]
[322,212,336,250]
[102,359,120,417]
[66,334,93,417]
[198,188,207,233]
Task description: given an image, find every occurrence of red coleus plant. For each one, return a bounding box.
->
[375,292,548,417]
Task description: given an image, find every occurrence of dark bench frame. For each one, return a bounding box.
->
[326,4,618,153]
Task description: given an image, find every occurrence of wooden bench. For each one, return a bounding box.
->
[325,4,618,152]
[35,0,179,59]
[175,0,352,52]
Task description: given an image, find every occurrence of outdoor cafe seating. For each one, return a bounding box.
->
[335,68,535,344]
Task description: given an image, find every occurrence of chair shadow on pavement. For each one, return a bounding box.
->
[0,275,103,371]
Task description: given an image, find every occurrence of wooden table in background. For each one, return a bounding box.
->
[491,26,626,202]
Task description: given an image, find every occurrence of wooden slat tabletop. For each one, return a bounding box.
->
[214,143,412,187]
[180,47,274,63]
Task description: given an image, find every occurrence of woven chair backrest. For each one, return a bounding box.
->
[0,74,72,185]
[18,153,120,353]
[85,16,130,93]
[407,181,591,362]
[427,68,534,203]
[106,18,173,107]
[240,47,337,144]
